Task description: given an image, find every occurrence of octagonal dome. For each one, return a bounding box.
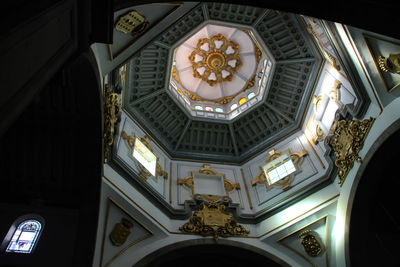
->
[169,23,274,120]
[123,4,322,163]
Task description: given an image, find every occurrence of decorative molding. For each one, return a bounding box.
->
[329,117,375,186]
[179,201,249,240]
[251,149,308,191]
[103,87,121,161]
[177,164,240,196]
[120,131,168,180]
[240,168,253,210]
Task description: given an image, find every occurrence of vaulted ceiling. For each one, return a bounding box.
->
[123,3,322,163]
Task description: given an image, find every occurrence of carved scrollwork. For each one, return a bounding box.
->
[379,52,400,74]
[329,117,375,186]
[104,87,121,161]
[179,201,249,240]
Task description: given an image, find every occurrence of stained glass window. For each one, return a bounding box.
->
[239,98,247,105]
[262,153,296,185]
[247,92,255,99]
[6,220,42,253]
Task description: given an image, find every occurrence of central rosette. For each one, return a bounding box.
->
[188,34,242,86]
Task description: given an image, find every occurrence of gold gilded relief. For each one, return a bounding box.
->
[104,87,121,161]
[120,131,168,180]
[179,201,249,240]
[299,230,322,257]
[115,10,148,35]
[330,117,375,186]
[379,52,400,74]
[178,164,240,196]
[109,218,134,246]
[251,149,307,191]
[189,34,242,86]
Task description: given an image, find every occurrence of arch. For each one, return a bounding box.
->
[133,239,290,267]
[1,214,45,254]
[347,122,400,266]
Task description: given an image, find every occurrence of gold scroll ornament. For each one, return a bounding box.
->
[103,87,121,160]
[179,201,249,240]
[299,230,322,257]
[251,149,307,191]
[120,131,168,181]
[109,218,134,246]
[177,164,240,196]
[330,117,375,186]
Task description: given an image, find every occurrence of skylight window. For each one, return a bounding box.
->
[262,153,296,185]
[6,220,42,253]
[133,138,157,176]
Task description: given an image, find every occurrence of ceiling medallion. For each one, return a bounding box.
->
[188,34,242,86]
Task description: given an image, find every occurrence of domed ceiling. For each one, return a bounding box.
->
[124,3,322,163]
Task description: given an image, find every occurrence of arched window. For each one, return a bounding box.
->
[1,215,44,254]
[6,220,42,253]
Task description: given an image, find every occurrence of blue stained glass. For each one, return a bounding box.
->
[6,220,42,253]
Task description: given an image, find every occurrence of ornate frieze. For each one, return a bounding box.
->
[179,201,249,240]
[329,117,375,186]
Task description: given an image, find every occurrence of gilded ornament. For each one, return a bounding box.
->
[115,10,148,35]
[307,25,340,71]
[104,87,121,160]
[379,53,400,74]
[120,131,168,180]
[329,117,375,186]
[189,34,242,86]
[179,202,249,240]
[313,124,326,145]
[251,149,307,191]
[299,230,322,257]
[177,164,240,196]
[109,218,134,246]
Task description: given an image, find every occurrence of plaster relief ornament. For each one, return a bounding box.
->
[329,117,375,186]
[109,218,134,246]
[179,201,249,240]
[298,230,322,257]
[189,34,242,86]
[379,53,400,74]
[115,10,148,35]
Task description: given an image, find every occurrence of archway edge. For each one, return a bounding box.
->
[133,238,291,267]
